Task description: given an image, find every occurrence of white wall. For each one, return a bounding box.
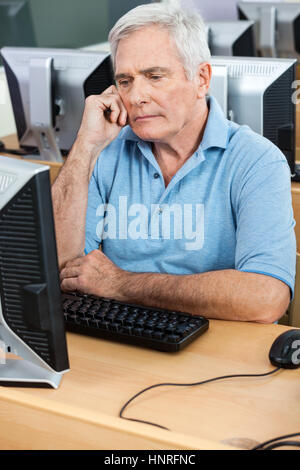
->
[0,66,16,138]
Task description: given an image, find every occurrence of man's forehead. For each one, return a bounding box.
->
[115,25,182,71]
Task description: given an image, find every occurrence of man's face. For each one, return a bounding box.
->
[114,25,208,143]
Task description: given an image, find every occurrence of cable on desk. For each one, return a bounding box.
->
[0,140,39,156]
[251,433,300,450]
[119,367,281,432]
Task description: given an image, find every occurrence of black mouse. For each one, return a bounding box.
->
[269,329,300,369]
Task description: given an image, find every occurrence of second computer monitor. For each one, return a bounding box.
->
[210,56,297,176]
[238,1,300,61]
[207,20,256,56]
[1,47,115,162]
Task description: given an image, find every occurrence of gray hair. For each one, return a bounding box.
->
[108,3,211,80]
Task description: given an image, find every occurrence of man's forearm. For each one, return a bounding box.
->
[51,138,101,268]
[118,269,290,323]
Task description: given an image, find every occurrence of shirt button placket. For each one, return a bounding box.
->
[150,170,164,239]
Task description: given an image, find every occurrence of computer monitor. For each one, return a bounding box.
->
[207,20,256,56]
[210,56,297,177]
[1,47,114,162]
[237,1,300,61]
[209,65,228,116]
[0,156,69,388]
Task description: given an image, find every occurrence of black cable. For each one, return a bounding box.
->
[0,140,39,156]
[119,367,281,431]
[251,432,300,450]
[261,440,300,450]
[0,148,29,156]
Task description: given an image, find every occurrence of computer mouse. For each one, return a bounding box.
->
[269,329,300,369]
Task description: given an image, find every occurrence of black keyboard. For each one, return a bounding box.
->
[62,292,209,352]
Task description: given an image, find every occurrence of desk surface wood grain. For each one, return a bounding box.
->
[0,320,299,450]
[0,133,63,185]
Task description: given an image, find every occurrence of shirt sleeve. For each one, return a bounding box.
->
[234,155,296,299]
[84,170,104,255]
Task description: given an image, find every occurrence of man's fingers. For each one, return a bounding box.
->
[99,86,127,125]
[61,277,79,292]
[100,96,127,125]
[102,85,119,95]
[118,107,128,126]
[60,266,80,281]
[64,257,84,269]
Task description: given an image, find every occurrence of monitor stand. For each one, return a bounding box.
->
[28,56,63,163]
[259,6,277,57]
[0,325,68,389]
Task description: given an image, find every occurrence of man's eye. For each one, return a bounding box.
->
[119,80,130,87]
[150,75,161,81]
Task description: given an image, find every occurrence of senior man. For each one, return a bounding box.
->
[52,4,296,323]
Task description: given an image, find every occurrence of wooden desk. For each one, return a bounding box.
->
[0,320,299,450]
[0,134,63,185]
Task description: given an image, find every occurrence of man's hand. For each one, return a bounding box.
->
[60,250,127,300]
[77,85,128,153]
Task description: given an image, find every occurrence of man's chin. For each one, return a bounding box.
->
[130,124,166,142]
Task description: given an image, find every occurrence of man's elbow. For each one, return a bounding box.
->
[255,283,291,324]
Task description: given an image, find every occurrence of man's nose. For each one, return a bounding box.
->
[129,78,150,106]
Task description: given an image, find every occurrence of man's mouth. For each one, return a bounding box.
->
[134,115,160,121]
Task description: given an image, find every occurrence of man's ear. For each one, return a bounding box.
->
[196,62,212,99]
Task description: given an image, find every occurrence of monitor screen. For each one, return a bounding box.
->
[1,47,115,162]
[0,155,69,388]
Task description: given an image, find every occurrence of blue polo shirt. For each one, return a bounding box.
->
[85,96,296,297]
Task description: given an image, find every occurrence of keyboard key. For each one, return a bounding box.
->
[108,323,120,332]
[122,326,133,335]
[133,327,144,336]
[153,331,165,340]
[142,329,154,338]
[166,334,181,343]
[166,326,177,334]
[156,323,167,331]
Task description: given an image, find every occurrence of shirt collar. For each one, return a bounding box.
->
[118,95,230,151]
[200,95,230,151]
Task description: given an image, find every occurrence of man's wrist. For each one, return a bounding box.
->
[65,136,105,180]
[113,270,135,302]
[70,137,102,163]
